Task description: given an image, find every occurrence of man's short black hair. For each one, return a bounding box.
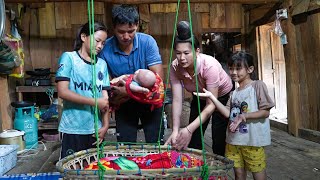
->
[112,4,139,26]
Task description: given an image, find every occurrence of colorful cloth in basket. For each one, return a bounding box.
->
[84,151,204,170]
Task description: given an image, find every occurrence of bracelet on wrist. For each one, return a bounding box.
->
[185,126,192,134]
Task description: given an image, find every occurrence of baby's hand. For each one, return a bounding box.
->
[193,88,212,98]
[141,88,150,94]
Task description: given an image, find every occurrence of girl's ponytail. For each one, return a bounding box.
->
[73,24,85,51]
[73,22,108,51]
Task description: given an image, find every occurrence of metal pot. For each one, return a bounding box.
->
[0,129,25,153]
[0,0,5,38]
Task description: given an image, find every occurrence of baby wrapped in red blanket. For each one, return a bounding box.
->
[110,69,165,110]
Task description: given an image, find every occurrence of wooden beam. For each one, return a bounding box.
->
[0,76,12,131]
[282,1,300,136]
[251,2,282,26]
[5,0,280,4]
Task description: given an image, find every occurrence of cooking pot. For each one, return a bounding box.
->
[11,101,34,108]
[26,68,51,77]
[0,129,25,153]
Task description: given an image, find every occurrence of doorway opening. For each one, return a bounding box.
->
[256,24,288,124]
[201,32,241,73]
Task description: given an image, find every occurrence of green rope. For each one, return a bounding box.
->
[186,0,208,179]
[87,1,105,179]
[157,0,181,153]
[84,1,208,179]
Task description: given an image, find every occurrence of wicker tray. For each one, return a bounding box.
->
[56,145,233,179]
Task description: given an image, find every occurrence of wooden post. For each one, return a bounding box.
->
[282,0,300,136]
[0,76,13,131]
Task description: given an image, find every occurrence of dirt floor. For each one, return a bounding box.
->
[4,122,320,180]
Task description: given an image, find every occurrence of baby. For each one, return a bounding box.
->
[111,69,156,94]
[110,69,163,110]
[131,69,157,94]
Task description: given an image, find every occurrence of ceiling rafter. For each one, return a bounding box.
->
[4,0,280,4]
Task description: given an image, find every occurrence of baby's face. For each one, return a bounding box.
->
[133,70,141,82]
[134,69,156,88]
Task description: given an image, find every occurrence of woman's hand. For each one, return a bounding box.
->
[165,130,179,147]
[92,126,108,145]
[193,88,214,99]
[229,114,246,132]
[174,127,192,150]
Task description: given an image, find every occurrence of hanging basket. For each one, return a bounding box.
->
[56,145,233,179]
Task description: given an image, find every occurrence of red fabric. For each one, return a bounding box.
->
[125,73,165,110]
[84,157,121,170]
[84,151,204,171]
[128,152,172,169]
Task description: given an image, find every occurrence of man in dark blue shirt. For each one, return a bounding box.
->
[99,4,164,143]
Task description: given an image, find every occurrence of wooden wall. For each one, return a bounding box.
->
[0,2,243,130]
[281,0,320,137]
[5,2,243,73]
[6,2,108,72]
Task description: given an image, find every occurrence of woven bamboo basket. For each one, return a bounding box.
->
[56,145,233,179]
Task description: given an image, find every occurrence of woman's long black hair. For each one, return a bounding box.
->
[73,21,108,51]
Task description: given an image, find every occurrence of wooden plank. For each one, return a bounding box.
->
[179,3,194,12]
[139,4,150,22]
[257,24,275,102]
[309,13,320,130]
[52,38,73,71]
[249,6,270,25]
[292,0,310,16]
[195,3,209,12]
[16,86,57,93]
[282,1,301,136]
[70,2,88,24]
[104,2,113,35]
[29,9,39,38]
[149,13,165,35]
[165,13,175,35]
[0,76,12,130]
[30,38,54,69]
[39,3,56,38]
[201,13,210,29]
[54,2,71,29]
[139,4,150,33]
[94,2,105,15]
[299,12,320,131]
[20,7,33,71]
[5,0,280,4]
[56,28,73,39]
[71,24,82,39]
[38,120,59,130]
[298,128,320,144]
[225,3,242,28]
[251,2,281,26]
[164,3,177,13]
[95,14,106,24]
[209,3,226,28]
[150,4,163,13]
[270,31,287,120]
[29,3,45,8]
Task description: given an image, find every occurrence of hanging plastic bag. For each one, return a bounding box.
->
[0,32,24,77]
[273,19,284,36]
[0,39,19,75]
[272,10,284,37]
